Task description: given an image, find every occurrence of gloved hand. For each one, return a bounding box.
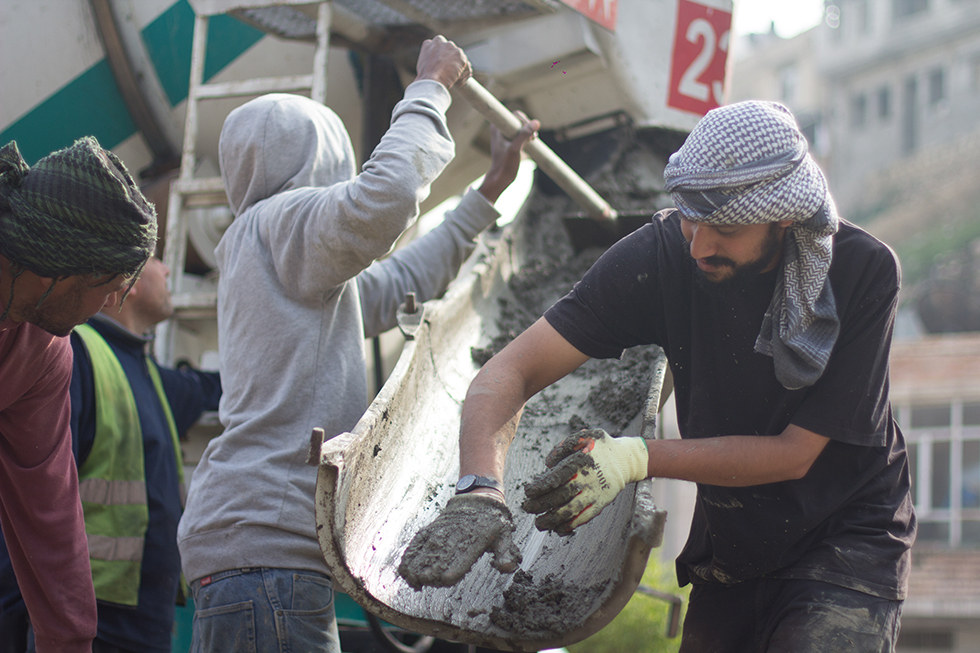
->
[522,429,648,535]
[398,493,522,590]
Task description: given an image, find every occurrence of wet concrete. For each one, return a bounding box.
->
[470,195,659,435]
[399,495,522,590]
[489,568,609,637]
[383,129,675,645]
[456,132,672,635]
[471,125,674,437]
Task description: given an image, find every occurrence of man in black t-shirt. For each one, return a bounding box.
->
[399,101,916,652]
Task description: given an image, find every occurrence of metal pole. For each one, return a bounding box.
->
[455,78,617,223]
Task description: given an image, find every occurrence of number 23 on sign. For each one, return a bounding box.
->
[668,0,732,116]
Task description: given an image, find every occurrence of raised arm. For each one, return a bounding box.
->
[356,117,539,336]
[414,35,472,88]
[475,111,538,205]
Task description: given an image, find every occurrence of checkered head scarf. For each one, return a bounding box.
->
[0,138,157,321]
[663,101,840,390]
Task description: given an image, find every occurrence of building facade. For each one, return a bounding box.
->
[891,334,980,652]
[816,0,980,215]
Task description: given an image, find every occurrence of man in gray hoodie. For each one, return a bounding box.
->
[176,36,539,651]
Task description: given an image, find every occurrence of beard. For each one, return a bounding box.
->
[693,222,784,294]
[19,301,81,337]
[18,278,98,337]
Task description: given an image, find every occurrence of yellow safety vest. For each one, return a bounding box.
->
[73,323,183,606]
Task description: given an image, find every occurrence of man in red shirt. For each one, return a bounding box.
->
[0,137,157,652]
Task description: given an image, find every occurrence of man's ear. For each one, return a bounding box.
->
[777,219,794,229]
[112,283,135,310]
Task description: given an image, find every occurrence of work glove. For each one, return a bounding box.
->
[522,429,648,535]
[398,493,522,590]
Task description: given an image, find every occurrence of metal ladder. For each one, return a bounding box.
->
[154,0,333,366]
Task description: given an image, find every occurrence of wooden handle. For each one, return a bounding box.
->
[456,78,617,221]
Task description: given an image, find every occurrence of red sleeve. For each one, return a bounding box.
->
[0,324,96,652]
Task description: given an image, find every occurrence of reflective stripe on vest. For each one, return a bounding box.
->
[78,478,146,505]
[73,323,181,606]
[87,533,145,562]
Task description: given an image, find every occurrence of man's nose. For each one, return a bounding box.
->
[688,224,716,260]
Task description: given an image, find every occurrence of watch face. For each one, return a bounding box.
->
[456,475,501,494]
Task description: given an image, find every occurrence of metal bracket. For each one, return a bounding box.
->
[306,427,326,466]
[635,584,683,638]
[396,292,424,339]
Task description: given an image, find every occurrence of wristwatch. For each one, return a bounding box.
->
[455,474,503,495]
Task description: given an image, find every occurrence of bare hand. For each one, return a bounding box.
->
[478,112,540,204]
[415,35,472,89]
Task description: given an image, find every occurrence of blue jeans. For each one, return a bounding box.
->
[190,568,340,653]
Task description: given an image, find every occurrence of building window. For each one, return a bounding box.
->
[971,55,980,93]
[901,401,980,546]
[877,85,892,120]
[928,67,946,106]
[851,92,868,128]
[893,0,929,20]
[902,75,918,155]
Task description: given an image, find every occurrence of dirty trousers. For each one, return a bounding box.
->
[189,567,340,653]
[679,577,902,653]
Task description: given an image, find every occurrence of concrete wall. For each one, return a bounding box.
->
[816,0,980,214]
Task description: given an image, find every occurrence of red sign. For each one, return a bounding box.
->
[667,0,732,116]
[559,0,618,32]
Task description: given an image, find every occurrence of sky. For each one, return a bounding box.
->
[732,0,826,38]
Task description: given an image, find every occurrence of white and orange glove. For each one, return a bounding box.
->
[522,428,648,535]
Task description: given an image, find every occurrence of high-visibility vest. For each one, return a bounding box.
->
[73,323,183,606]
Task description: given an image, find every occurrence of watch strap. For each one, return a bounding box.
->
[455,474,503,495]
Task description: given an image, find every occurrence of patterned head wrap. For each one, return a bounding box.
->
[663,101,840,389]
[0,138,157,320]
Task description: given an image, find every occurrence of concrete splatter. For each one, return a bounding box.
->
[489,569,609,637]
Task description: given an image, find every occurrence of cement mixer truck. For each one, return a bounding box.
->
[1,1,733,649]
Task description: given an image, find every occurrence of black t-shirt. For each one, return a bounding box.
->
[544,209,916,599]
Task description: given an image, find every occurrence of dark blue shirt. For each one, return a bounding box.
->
[0,315,221,652]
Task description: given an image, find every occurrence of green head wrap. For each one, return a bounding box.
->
[0,137,157,278]
[0,138,158,321]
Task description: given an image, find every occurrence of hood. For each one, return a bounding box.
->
[218,93,357,216]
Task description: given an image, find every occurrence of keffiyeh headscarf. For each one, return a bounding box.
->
[0,137,157,321]
[663,101,840,390]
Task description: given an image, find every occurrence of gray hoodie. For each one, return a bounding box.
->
[177,82,501,580]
